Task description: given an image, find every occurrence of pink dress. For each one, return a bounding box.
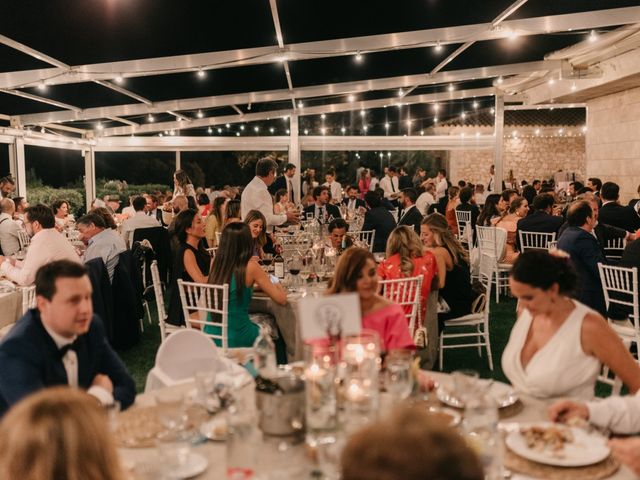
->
[362,303,416,351]
[491,216,520,264]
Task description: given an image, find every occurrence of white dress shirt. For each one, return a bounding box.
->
[379,175,399,198]
[241,176,287,230]
[369,177,380,191]
[345,198,359,210]
[435,178,448,200]
[587,391,640,434]
[0,228,80,286]
[416,192,436,215]
[42,323,113,405]
[122,211,160,246]
[488,175,495,192]
[0,213,21,256]
[323,181,343,203]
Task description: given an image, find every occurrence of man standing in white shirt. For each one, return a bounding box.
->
[0,204,80,286]
[323,169,343,204]
[241,157,299,230]
[434,169,449,201]
[487,165,495,193]
[121,196,160,247]
[379,166,400,199]
[0,198,21,256]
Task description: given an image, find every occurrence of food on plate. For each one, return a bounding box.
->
[520,425,574,457]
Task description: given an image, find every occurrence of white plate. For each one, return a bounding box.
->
[436,380,518,409]
[427,406,461,427]
[505,422,610,467]
[166,452,209,479]
[199,417,227,441]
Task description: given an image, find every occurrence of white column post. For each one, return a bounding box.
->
[289,114,301,203]
[84,147,96,211]
[494,95,505,194]
[9,138,27,198]
[175,150,181,171]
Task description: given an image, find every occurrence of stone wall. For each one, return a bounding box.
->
[436,125,586,189]
[586,86,640,203]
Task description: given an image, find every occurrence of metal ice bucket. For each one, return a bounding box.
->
[256,369,305,436]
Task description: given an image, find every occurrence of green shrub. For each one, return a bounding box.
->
[27,187,85,216]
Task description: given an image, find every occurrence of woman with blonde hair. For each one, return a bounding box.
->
[0,387,126,480]
[377,226,437,324]
[420,213,475,331]
[244,209,268,258]
[205,196,227,247]
[327,247,414,351]
[445,186,460,235]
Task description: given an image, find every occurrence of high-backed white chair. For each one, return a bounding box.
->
[349,230,375,252]
[439,253,494,371]
[455,210,473,246]
[518,231,556,252]
[379,275,423,334]
[177,279,232,352]
[151,260,182,342]
[18,286,36,315]
[476,226,510,303]
[17,230,30,250]
[605,237,626,262]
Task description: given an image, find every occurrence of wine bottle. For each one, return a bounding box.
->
[274,252,285,279]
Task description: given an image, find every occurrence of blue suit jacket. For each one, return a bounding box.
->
[557,226,607,315]
[0,309,136,415]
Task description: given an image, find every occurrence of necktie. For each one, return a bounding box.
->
[288,179,294,202]
[390,177,396,193]
[59,337,84,358]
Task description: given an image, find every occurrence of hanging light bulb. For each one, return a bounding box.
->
[297,101,304,108]
[355,51,363,62]
[197,68,206,78]
[384,122,390,129]
[434,41,443,53]
[321,113,326,119]
[341,127,346,134]
[114,75,124,84]
[148,114,155,122]
[448,84,454,92]
[197,110,204,119]
[571,82,577,91]
[348,94,355,102]
[496,76,504,85]
[473,101,479,109]
[207,127,213,134]
[588,30,598,42]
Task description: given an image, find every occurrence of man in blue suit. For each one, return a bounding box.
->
[557,201,608,315]
[0,260,136,415]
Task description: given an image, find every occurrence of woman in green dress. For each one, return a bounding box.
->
[207,222,287,352]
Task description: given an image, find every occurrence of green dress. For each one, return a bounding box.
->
[205,276,258,348]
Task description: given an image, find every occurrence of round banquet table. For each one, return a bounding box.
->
[0,290,23,329]
[119,372,636,480]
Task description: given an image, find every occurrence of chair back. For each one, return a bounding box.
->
[476,226,507,260]
[605,237,626,261]
[177,280,230,351]
[132,227,171,282]
[151,260,170,340]
[349,230,375,252]
[477,253,494,315]
[455,210,472,245]
[518,231,557,252]
[206,247,217,258]
[18,286,36,315]
[598,263,639,331]
[378,275,423,333]
[17,230,30,250]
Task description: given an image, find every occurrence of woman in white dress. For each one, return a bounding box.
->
[173,169,196,200]
[502,250,640,400]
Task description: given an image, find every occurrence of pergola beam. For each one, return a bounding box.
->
[1,7,638,90]
[0,89,81,113]
[19,60,551,126]
[269,0,298,112]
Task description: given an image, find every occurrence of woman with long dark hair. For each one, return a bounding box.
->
[173,169,196,200]
[476,193,501,227]
[205,196,227,248]
[207,222,287,350]
[224,199,241,224]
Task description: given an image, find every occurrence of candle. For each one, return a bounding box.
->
[345,380,367,403]
[305,363,326,382]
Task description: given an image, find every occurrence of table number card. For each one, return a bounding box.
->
[297,293,362,341]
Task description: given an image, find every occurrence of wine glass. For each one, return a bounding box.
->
[261,253,274,272]
[288,256,303,291]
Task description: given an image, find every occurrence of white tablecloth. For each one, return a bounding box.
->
[0,290,22,329]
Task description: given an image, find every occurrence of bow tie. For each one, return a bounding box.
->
[59,337,85,357]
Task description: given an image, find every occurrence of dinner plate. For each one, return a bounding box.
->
[165,452,209,479]
[436,379,518,409]
[427,406,461,427]
[505,422,610,467]
[199,417,227,441]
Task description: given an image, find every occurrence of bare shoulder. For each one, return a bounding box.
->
[581,312,614,347]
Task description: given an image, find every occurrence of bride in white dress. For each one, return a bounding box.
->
[502,250,640,400]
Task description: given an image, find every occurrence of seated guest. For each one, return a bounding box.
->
[606,238,640,325]
[326,218,351,251]
[205,197,227,248]
[492,196,528,264]
[455,186,480,243]
[197,192,212,218]
[0,261,136,414]
[377,226,437,325]
[144,193,164,225]
[557,201,608,315]
[0,205,80,286]
[516,193,564,245]
[12,196,28,227]
[327,247,415,352]
[244,209,269,258]
[90,206,118,230]
[120,195,136,218]
[207,222,287,351]
[0,198,22,256]
[503,251,640,400]
[341,406,483,480]
[599,181,640,233]
[223,199,242,225]
[445,186,460,235]
[362,191,396,253]
[273,188,292,215]
[477,193,501,227]
[342,185,366,211]
[374,187,396,211]
[473,184,486,207]
[121,196,160,247]
[303,185,341,223]
[76,213,126,283]
[397,188,423,235]
[421,214,475,332]
[161,194,188,227]
[167,209,212,326]
[568,181,584,200]
[52,199,73,230]
[323,169,343,203]
[0,387,127,480]
[587,177,603,197]
[416,183,436,215]
[497,189,518,215]
[521,185,537,212]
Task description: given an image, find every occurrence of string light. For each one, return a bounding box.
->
[406,119,412,126]
[473,101,479,109]
[148,114,155,122]
[508,29,519,41]
[355,51,363,62]
[460,112,466,120]
[434,41,443,53]
[348,94,355,102]
[535,129,541,135]
[254,126,259,132]
[571,82,577,91]
[240,125,245,131]
[207,127,213,134]
[197,68,206,78]
[589,30,598,42]
[321,128,326,135]
[341,127,346,134]
[197,110,204,119]
[114,75,124,84]
[582,126,588,133]
[548,77,556,85]
[490,108,495,114]
[304,129,309,135]
[286,129,290,134]
[226,123,230,128]
[432,103,440,112]
[433,117,438,123]
[384,122,390,129]
[360,110,366,117]
[236,132,240,136]
[420,130,424,135]
[497,76,504,85]
[363,126,368,132]
[37,81,47,91]
[398,88,404,97]
[269,127,275,133]
[321,113,326,119]
[96,122,103,131]
[217,128,222,133]
[297,101,304,108]
[448,84,454,92]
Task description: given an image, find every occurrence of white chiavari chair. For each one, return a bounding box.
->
[604,237,626,262]
[348,230,375,252]
[476,226,510,303]
[378,275,423,335]
[151,260,182,342]
[518,231,557,252]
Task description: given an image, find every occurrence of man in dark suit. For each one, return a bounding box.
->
[303,185,341,223]
[598,182,640,233]
[145,194,165,226]
[587,177,603,198]
[398,167,413,190]
[341,185,366,210]
[362,191,396,253]
[557,201,607,315]
[268,163,296,202]
[516,193,564,250]
[396,188,423,235]
[0,260,136,415]
[455,186,480,244]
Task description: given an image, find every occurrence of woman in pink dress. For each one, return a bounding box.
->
[327,247,415,352]
[491,196,528,264]
[377,226,437,328]
[358,169,371,200]
[445,186,460,236]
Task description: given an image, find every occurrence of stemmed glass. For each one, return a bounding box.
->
[261,253,274,272]
[288,256,303,291]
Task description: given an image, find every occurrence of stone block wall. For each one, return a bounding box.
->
[586,86,640,203]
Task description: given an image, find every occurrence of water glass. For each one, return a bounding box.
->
[195,370,219,413]
[304,343,338,433]
[384,349,414,401]
[452,369,480,403]
[155,390,187,432]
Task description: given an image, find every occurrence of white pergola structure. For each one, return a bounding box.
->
[1,3,640,208]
